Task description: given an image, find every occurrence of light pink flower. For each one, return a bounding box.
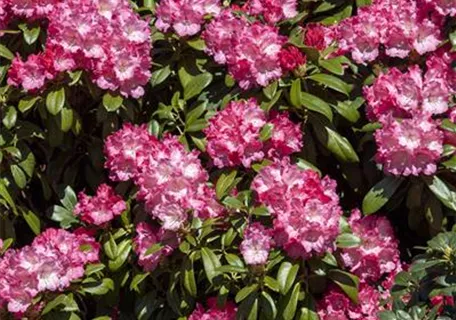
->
[74,184,126,226]
[252,158,342,259]
[245,0,298,24]
[264,111,303,159]
[240,223,272,265]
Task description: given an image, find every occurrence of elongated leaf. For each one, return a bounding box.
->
[11,165,27,189]
[183,258,197,297]
[308,74,352,96]
[325,127,359,163]
[2,106,17,129]
[290,79,302,108]
[280,283,301,320]
[18,96,40,113]
[0,180,17,214]
[424,176,456,212]
[0,44,14,60]
[103,92,123,112]
[336,233,361,248]
[184,73,213,100]
[329,270,359,303]
[277,262,299,295]
[362,176,404,215]
[46,88,66,115]
[201,247,221,283]
[301,92,333,121]
[22,209,41,235]
[150,65,171,87]
[236,284,259,303]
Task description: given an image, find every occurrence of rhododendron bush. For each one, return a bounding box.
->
[0,0,455,319]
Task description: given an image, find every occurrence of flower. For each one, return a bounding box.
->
[317,284,382,320]
[7,53,56,92]
[278,46,306,72]
[133,222,178,272]
[202,9,287,89]
[104,123,158,182]
[264,111,303,159]
[245,0,298,24]
[155,0,221,37]
[374,115,443,176]
[74,184,126,226]
[252,158,342,258]
[189,298,237,320]
[304,24,336,51]
[240,223,272,265]
[204,98,266,168]
[340,209,400,282]
[0,229,99,315]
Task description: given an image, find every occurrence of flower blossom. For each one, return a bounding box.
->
[133,222,178,272]
[251,158,342,259]
[0,228,99,315]
[155,0,221,37]
[204,99,302,168]
[189,298,237,320]
[278,46,306,72]
[423,0,456,17]
[202,10,287,89]
[330,0,443,64]
[340,209,400,282]
[245,0,298,24]
[240,223,272,265]
[304,24,336,51]
[374,115,444,176]
[74,184,126,226]
[317,284,383,320]
[7,0,151,97]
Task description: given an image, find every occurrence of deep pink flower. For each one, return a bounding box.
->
[240,223,272,265]
[8,53,56,92]
[264,111,303,159]
[74,184,126,226]
[252,158,342,259]
[245,0,298,24]
[279,46,306,72]
[189,298,237,320]
[340,209,400,282]
[374,115,443,176]
[304,24,335,51]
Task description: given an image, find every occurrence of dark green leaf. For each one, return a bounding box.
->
[329,270,359,303]
[183,258,197,297]
[362,176,404,215]
[0,44,14,60]
[183,73,213,100]
[103,92,123,112]
[201,247,221,283]
[11,165,27,189]
[301,92,333,121]
[277,262,299,295]
[18,96,40,113]
[22,209,41,235]
[46,88,66,115]
[236,284,259,303]
[336,233,361,248]
[216,171,238,199]
[307,74,352,96]
[280,283,301,320]
[424,176,456,212]
[82,278,114,295]
[290,79,302,108]
[325,127,359,163]
[260,123,274,142]
[150,65,172,87]
[2,106,17,129]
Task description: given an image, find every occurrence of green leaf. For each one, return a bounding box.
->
[46,88,66,115]
[277,262,299,295]
[301,92,333,121]
[260,291,278,320]
[150,65,172,87]
[60,108,74,132]
[0,180,17,214]
[329,270,359,303]
[103,233,118,260]
[51,205,78,228]
[130,273,149,292]
[2,106,17,129]
[183,257,197,297]
[362,176,404,215]
[61,186,77,211]
[0,44,14,60]
[336,233,361,248]
[325,127,359,163]
[280,283,301,320]
[216,171,238,199]
[18,96,40,113]
[307,74,352,96]
[356,0,372,6]
[41,294,67,315]
[22,209,41,235]
[103,92,123,112]
[319,57,347,76]
[11,165,27,189]
[19,152,35,177]
[236,284,259,303]
[187,37,206,51]
[263,81,278,100]
[201,247,221,284]
[183,73,213,101]
[108,239,132,271]
[424,176,456,212]
[19,24,41,45]
[185,119,208,132]
[82,278,114,295]
[332,100,362,123]
[260,123,274,142]
[145,243,164,256]
[290,79,302,108]
[186,102,207,125]
[443,156,456,171]
[217,265,247,273]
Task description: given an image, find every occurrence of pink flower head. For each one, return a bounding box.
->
[279,46,306,72]
[264,111,303,159]
[133,222,178,272]
[202,10,287,89]
[251,158,342,259]
[134,134,223,230]
[423,0,456,17]
[74,184,126,226]
[7,53,56,92]
[104,123,159,181]
[245,0,298,24]
[340,209,400,282]
[431,295,455,315]
[204,98,267,168]
[8,0,56,20]
[155,0,221,37]
[0,229,99,315]
[304,24,336,51]
[317,284,382,320]
[364,65,451,121]
[374,115,443,176]
[189,298,237,320]
[240,223,272,265]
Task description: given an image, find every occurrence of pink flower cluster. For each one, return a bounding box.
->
[244,0,298,24]
[189,298,237,320]
[423,0,456,17]
[317,284,383,320]
[204,99,302,168]
[327,0,445,64]
[203,10,300,89]
[240,223,272,265]
[104,123,224,231]
[6,0,151,97]
[0,228,99,314]
[340,209,400,282]
[364,48,454,176]
[252,158,342,259]
[74,184,126,226]
[133,222,178,272]
[155,0,221,37]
